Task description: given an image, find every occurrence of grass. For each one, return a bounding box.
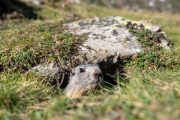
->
[0,22,85,71]
[0,3,180,120]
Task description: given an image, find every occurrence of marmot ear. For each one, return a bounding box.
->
[70,68,75,76]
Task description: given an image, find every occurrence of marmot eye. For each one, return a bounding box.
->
[79,68,85,73]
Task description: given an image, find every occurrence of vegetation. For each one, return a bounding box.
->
[0,2,180,120]
[0,22,85,71]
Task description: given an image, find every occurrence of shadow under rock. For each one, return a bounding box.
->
[0,0,38,20]
[98,57,129,88]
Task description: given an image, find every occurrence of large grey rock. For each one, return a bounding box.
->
[64,16,169,63]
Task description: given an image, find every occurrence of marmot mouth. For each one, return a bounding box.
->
[64,82,101,98]
[91,81,100,85]
[92,77,103,85]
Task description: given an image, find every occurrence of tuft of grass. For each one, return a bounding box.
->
[0,70,53,113]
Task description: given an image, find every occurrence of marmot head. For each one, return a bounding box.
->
[64,64,103,98]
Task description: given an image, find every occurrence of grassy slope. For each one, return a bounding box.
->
[0,4,180,120]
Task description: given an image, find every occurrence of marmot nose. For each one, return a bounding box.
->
[93,68,103,80]
[92,68,103,83]
[94,72,103,78]
[94,72,103,83]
